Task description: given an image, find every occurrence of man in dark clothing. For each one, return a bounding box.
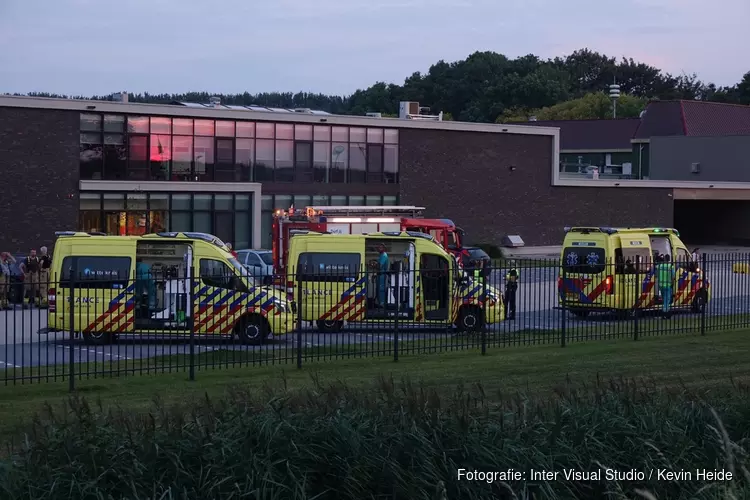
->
[504,268,518,321]
[20,249,41,308]
[39,246,52,308]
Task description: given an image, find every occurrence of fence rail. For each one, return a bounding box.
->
[2,253,750,389]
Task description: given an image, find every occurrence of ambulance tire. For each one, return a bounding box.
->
[691,291,707,314]
[457,306,484,333]
[82,331,113,345]
[236,314,269,345]
[317,320,344,333]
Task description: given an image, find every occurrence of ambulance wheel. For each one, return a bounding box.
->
[236,315,269,345]
[691,291,707,314]
[82,331,112,345]
[457,306,484,332]
[317,320,343,333]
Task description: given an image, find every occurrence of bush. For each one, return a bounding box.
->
[1,376,750,499]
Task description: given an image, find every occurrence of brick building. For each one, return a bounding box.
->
[0,95,675,251]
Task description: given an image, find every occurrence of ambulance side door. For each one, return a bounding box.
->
[194,257,249,335]
[673,246,700,307]
[297,250,365,323]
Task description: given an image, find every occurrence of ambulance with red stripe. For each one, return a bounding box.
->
[272,205,465,292]
[42,231,294,345]
[289,231,504,333]
[558,227,710,317]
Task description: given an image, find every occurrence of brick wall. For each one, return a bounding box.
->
[398,128,674,246]
[0,107,79,251]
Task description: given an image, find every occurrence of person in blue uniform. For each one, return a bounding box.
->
[377,244,390,307]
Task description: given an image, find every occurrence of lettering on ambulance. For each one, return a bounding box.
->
[319,276,368,322]
[84,284,136,333]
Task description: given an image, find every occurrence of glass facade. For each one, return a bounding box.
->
[80,113,399,184]
[78,192,254,249]
[259,194,399,249]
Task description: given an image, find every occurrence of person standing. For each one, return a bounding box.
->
[504,267,519,321]
[20,249,41,309]
[0,252,16,310]
[656,254,676,319]
[39,246,52,308]
[377,244,390,308]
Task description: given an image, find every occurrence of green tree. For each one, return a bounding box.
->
[497,92,648,122]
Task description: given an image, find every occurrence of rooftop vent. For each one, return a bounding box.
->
[366,112,382,118]
[209,96,221,107]
[399,101,443,121]
[112,91,128,103]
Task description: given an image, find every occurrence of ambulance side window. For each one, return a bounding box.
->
[297,252,361,282]
[60,256,131,289]
[675,248,692,269]
[200,259,238,290]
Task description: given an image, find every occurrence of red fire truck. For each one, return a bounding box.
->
[272,205,465,290]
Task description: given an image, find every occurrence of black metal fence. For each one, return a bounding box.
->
[2,253,750,388]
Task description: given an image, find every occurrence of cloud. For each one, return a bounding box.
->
[0,0,747,96]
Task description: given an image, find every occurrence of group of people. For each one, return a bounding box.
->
[467,258,518,321]
[0,248,52,310]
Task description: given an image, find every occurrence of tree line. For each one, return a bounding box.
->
[9,49,750,124]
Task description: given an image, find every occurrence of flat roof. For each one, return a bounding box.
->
[0,95,559,138]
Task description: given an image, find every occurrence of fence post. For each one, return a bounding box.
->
[188,269,196,381]
[393,269,400,362]
[296,267,303,369]
[481,267,487,355]
[560,263,567,348]
[68,260,77,392]
[633,256,640,342]
[700,252,707,336]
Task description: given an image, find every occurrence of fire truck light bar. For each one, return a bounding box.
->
[328,217,398,223]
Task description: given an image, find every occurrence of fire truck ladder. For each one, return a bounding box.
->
[307,205,425,217]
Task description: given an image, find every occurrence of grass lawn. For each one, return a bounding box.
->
[2,328,750,442]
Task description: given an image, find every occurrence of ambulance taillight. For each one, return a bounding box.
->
[48,288,56,312]
[605,276,614,294]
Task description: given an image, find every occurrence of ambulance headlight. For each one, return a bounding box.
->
[272,298,290,312]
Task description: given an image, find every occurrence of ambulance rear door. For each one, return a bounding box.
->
[615,235,655,310]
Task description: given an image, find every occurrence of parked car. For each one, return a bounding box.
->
[235,249,274,285]
[460,246,492,278]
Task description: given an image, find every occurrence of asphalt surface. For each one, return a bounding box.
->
[1,266,749,369]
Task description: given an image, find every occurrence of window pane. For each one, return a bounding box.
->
[313,142,329,183]
[80,113,101,132]
[313,125,330,141]
[331,195,347,205]
[294,195,311,208]
[235,212,250,249]
[295,141,313,182]
[297,252,361,282]
[172,194,191,210]
[330,143,347,183]
[236,138,253,182]
[331,126,348,142]
[194,194,211,210]
[149,193,169,211]
[194,136,214,181]
[127,193,148,211]
[350,127,366,142]
[295,124,313,140]
[256,122,274,139]
[127,116,149,133]
[312,195,328,205]
[275,140,294,182]
[215,194,232,210]
[216,120,235,137]
[80,138,103,180]
[128,135,149,180]
[384,144,398,183]
[367,128,384,143]
[103,115,125,133]
[150,134,170,180]
[103,134,127,180]
[214,138,235,182]
[235,194,250,210]
[103,193,125,210]
[79,211,101,233]
[383,195,398,205]
[194,212,211,233]
[261,195,273,211]
[194,120,215,136]
[366,196,382,206]
[349,196,364,206]
[348,143,366,183]
[261,211,272,249]
[236,121,255,138]
[255,139,274,181]
[173,118,193,135]
[149,208,168,233]
[171,212,191,232]
[384,129,398,144]
[79,193,100,210]
[367,144,383,183]
[150,117,171,134]
[172,136,193,180]
[61,256,131,289]
[275,195,292,211]
[276,123,294,140]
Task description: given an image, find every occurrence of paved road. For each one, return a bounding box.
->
[1,269,749,368]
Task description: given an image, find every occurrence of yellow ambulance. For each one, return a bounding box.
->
[288,231,504,332]
[558,226,710,317]
[41,231,294,345]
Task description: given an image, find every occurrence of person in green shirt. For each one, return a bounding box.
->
[656,254,676,319]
